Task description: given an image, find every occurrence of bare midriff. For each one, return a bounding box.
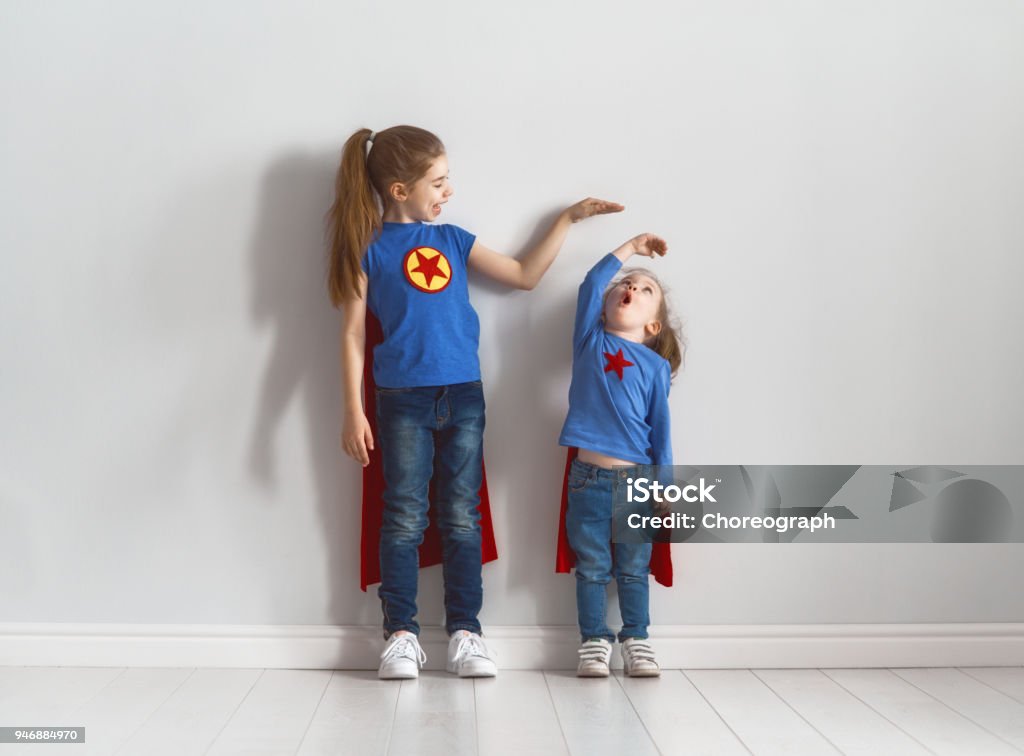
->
[577,448,642,470]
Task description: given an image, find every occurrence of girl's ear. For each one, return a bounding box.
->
[644,320,663,339]
[389,181,407,202]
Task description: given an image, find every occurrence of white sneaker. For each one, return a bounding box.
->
[621,637,660,677]
[577,638,612,677]
[446,630,497,677]
[378,632,426,680]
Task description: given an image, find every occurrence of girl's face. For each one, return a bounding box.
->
[603,273,664,342]
[400,154,454,221]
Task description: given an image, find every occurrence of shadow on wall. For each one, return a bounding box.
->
[244,158,594,633]
[246,151,377,628]
[472,214,592,626]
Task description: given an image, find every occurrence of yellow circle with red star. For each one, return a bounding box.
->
[402,246,452,293]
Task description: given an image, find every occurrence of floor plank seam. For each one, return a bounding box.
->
[958,667,1024,706]
[749,669,845,755]
[202,667,265,756]
[541,670,573,756]
[890,668,1024,754]
[293,668,334,756]
[818,669,935,755]
[114,666,199,755]
[680,669,754,756]
[611,671,664,756]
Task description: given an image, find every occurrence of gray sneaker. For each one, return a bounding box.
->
[621,638,660,677]
[577,638,612,677]
[446,630,497,677]
[378,632,426,680]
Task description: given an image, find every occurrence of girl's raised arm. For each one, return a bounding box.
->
[340,272,374,467]
[467,198,624,290]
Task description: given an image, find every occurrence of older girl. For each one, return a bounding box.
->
[326,124,621,678]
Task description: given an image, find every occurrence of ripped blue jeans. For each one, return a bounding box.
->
[566,457,652,643]
[374,380,485,638]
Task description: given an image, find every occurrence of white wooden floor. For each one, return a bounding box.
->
[1,666,1023,755]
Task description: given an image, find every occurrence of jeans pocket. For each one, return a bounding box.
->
[568,469,591,493]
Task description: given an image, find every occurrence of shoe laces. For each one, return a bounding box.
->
[451,632,491,664]
[381,635,426,667]
[624,640,657,662]
[578,639,611,662]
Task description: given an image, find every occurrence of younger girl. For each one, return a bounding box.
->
[558,233,683,677]
[326,125,622,679]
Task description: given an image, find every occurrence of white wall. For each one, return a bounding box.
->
[2,0,1023,630]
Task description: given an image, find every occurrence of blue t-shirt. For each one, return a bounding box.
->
[558,253,673,466]
[361,221,480,388]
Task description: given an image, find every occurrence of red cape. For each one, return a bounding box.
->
[359,311,498,591]
[555,446,673,587]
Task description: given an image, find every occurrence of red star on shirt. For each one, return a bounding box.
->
[603,348,635,380]
[410,250,449,289]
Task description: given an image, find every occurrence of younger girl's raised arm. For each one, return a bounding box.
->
[573,252,623,348]
[466,198,624,290]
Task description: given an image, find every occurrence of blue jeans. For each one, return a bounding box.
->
[374,380,485,638]
[566,458,653,643]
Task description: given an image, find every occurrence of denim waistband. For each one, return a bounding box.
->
[571,457,651,480]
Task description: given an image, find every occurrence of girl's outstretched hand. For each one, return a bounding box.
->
[565,197,625,223]
[626,232,668,257]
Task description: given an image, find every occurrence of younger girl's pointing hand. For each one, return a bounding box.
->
[613,233,668,262]
[630,233,667,257]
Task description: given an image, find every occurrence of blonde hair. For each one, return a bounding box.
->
[603,267,686,377]
[324,125,446,306]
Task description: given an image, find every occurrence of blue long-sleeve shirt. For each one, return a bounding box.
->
[558,253,673,466]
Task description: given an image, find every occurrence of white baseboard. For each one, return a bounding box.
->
[1,623,1022,670]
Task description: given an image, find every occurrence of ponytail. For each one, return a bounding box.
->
[325,128,380,306]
